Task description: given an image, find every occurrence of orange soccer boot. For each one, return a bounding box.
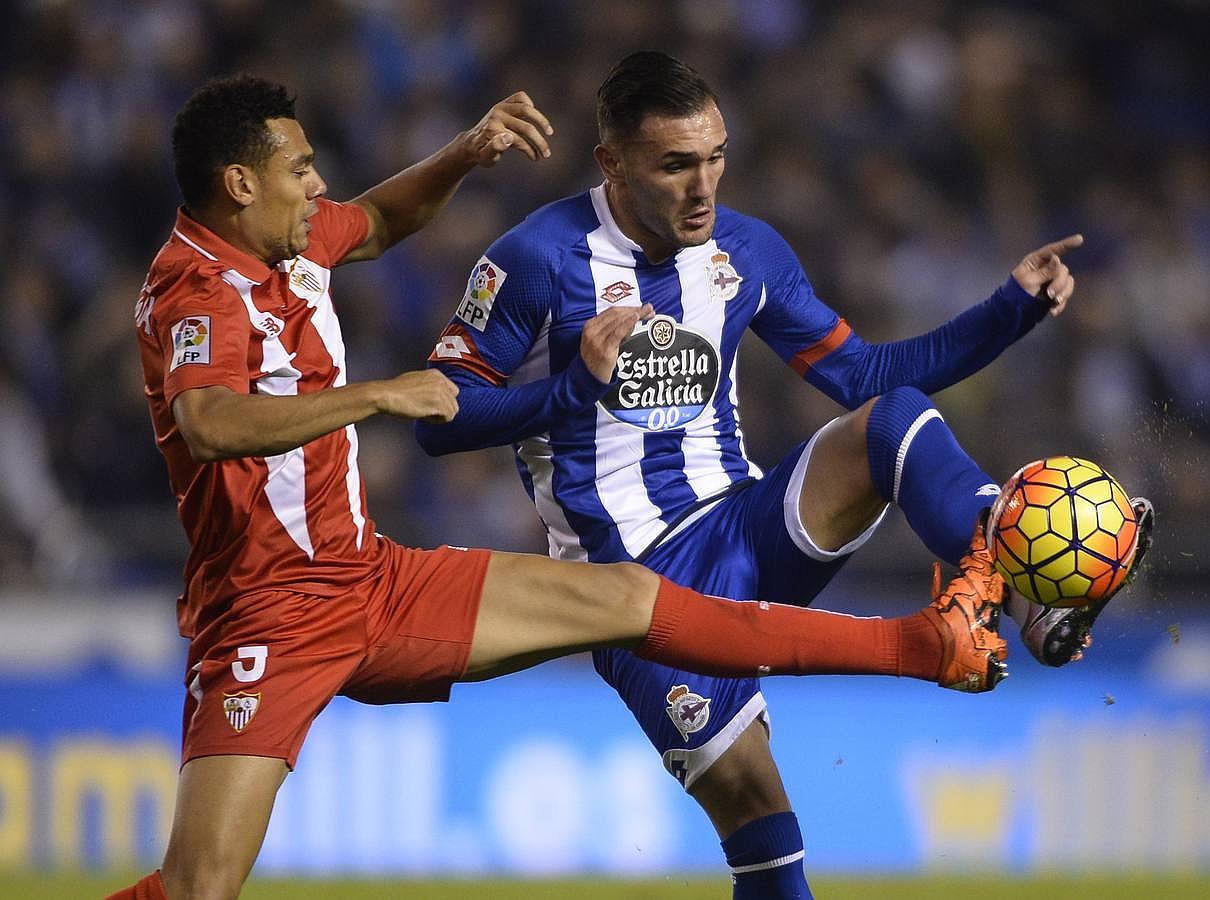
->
[921,515,1009,692]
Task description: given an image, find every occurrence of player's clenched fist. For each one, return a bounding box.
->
[378,369,460,423]
[463,91,554,166]
[580,303,655,383]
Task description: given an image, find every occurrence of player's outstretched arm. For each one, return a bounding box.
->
[173,371,458,462]
[1010,233,1083,316]
[345,92,554,263]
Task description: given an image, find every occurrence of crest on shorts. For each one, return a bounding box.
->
[223,691,261,733]
[665,684,711,742]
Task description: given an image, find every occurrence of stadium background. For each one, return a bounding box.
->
[0,0,1207,895]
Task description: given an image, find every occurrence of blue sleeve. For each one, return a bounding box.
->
[415,223,608,455]
[416,357,608,454]
[804,278,1049,408]
[748,221,1049,409]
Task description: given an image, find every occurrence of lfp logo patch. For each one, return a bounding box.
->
[170,316,211,371]
[456,256,506,332]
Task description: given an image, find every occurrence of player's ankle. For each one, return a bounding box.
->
[896,610,944,681]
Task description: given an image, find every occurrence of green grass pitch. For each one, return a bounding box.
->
[7,872,1208,898]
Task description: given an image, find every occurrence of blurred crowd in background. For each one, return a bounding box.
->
[1,0,1206,600]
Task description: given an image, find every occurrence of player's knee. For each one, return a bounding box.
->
[602,561,661,632]
[162,845,249,900]
[688,722,792,833]
[851,395,879,442]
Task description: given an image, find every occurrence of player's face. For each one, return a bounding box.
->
[599,102,727,264]
[246,118,327,265]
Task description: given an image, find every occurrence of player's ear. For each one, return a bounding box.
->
[222,164,257,208]
[594,143,624,184]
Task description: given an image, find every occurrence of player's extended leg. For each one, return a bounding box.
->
[462,548,1003,688]
[104,754,287,900]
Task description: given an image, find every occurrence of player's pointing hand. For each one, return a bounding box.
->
[1011,234,1084,317]
[463,91,554,166]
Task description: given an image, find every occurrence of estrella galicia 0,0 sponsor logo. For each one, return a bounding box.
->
[600,315,720,432]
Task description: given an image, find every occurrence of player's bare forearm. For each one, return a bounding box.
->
[173,371,457,462]
[346,143,476,261]
[346,92,553,262]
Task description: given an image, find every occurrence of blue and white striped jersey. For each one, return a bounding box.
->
[421,184,1046,563]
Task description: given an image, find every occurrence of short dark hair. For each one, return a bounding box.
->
[171,74,297,208]
[596,51,718,143]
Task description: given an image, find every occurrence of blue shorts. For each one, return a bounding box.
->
[593,429,886,788]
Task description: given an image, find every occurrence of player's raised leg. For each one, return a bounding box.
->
[803,383,1143,667]
[104,755,287,900]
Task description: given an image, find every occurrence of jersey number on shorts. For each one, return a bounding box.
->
[232,645,268,683]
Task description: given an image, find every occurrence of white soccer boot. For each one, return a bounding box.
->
[1006,497,1154,667]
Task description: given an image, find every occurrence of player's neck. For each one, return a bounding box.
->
[185,204,281,267]
[603,182,677,265]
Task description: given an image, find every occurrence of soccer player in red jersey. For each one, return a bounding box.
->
[112,75,1007,900]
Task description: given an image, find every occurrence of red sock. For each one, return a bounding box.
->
[104,871,168,900]
[637,576,943,681]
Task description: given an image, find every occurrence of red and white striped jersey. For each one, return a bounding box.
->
[137,199,382,638]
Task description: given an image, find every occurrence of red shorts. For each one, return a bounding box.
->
[180,542,491,768]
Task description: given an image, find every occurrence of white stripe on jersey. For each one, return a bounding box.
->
[224,271,315,560]
[728,359,762,482]
[290,257,367,550]
[674,239,738,502]
[513,315,588,560]
[586,195,665,558]
[173,228,217,261]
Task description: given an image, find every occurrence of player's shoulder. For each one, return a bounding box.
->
[308,196,367,235]
[713,205,797,261]
[715,204,787,243]
[147,236,225,298]
[487,191,598,264]
[143,234,237,328]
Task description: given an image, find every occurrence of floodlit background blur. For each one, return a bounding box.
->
[0,0,1207,885]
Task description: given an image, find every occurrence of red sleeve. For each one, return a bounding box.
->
[304,198,370,268]
[155,269,254,407]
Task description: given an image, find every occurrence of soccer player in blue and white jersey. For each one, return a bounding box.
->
[418,51,1151,900]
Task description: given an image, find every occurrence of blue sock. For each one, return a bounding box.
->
[721,811,813,900]
[867,386,1000,565]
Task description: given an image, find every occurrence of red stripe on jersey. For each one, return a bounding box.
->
[788,319,852,377]
[428,323,507,386]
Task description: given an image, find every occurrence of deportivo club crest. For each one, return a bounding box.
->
[223,692,261,733]
[666,684,711,741]
[706,250,743,302]
[600,315,721,432]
